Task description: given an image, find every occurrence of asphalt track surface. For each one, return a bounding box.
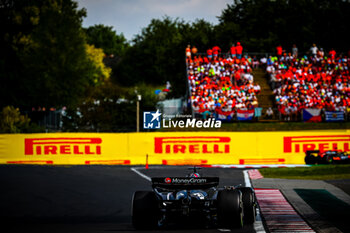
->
[0,165,258,233]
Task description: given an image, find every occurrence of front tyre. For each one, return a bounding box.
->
[217,189,244,228]
[131,191,159,229]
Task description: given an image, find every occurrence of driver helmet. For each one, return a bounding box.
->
[189,173,200,178]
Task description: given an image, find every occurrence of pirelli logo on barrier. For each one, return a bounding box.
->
[25,138,102,155]
[283,135,350,153]
[154,136,230,154]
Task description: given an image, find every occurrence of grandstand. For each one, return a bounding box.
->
[186,48,261,122]
[186,46,350,122]
[266,52,350,122]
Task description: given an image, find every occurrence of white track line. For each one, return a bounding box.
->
[130,167,151,181]
[243,170,252,187]
[244,170,266,233]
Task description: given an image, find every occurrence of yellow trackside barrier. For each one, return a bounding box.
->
[0,130,349,165]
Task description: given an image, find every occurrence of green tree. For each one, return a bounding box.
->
[0,0,105,109]
[182,19,215,52]
[0,106,30,133]
[62,82,157,132]
[217,0,350,52]
[0,0,40,108]
[85,24,128,56]
[116,17,187,97]
[85,44,111,85]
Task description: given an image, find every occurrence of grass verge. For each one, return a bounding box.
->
[259,164,350,180]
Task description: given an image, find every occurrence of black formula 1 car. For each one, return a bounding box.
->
[305,150,350,164]
[131,168,257,229]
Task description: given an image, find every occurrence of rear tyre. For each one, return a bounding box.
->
[237,187,256,224]
[217,189,244,228]
[305,155,316,164]
[132,191,159,229]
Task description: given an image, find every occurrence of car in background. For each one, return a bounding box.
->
[305,150,350,164]
[131,167,257,229]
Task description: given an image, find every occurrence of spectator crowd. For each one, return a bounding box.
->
[185,43,350,121]
[186,44,261,120]
[266,45,350,121]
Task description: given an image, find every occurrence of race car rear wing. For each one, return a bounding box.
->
[152,177,219,190]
